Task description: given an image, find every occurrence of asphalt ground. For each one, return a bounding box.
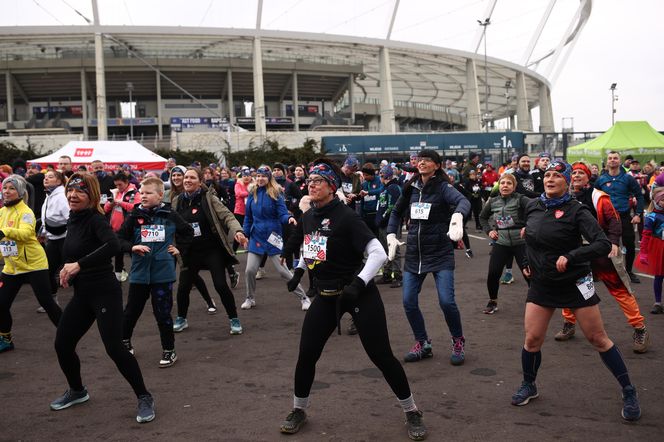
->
[1,234,662,441]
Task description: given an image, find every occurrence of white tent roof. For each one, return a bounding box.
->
[28,140,167,171]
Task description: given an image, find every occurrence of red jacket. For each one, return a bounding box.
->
[104,183,138,232]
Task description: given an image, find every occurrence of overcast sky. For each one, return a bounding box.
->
[1,0,662,132]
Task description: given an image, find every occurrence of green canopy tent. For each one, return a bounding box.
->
[566,121,664,165]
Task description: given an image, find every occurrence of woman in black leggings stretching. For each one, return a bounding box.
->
[279,159,427,441]
[51,173,155,423]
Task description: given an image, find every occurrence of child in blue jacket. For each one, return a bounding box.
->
[118,177,193,368]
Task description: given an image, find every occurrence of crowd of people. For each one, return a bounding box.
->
[1,149,663,439]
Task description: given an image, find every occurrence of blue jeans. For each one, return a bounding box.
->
[402,270,463,342]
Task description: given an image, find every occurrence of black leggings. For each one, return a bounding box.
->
[54,274,148,397]
[0,270,61,333]
[122,282,174,350]
[294,282,411,400]
[114,252,125,273]
[487,243,528,300]
[620,212,636,273]
[469,197,482,228]
[45,238,65,295]
[176,248,238,319]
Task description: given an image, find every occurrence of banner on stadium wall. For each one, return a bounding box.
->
[322,132,524,155]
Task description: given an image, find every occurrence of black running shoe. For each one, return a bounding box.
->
[230,272,239,289]
[280,408,307,434]
[511,381,538,406]
[159,350,177,368]
[50,388,90,411]
[136,394,155,423]
[405,410,428,441]
[621,385,641,421]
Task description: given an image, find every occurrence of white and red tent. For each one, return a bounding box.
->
[27,140,167,171]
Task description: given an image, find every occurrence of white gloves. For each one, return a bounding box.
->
[386,233,405,261]
[447,212,464,242]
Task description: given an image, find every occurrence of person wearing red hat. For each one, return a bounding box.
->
[552,162,650,353]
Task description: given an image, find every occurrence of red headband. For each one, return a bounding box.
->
[572,162,592,179]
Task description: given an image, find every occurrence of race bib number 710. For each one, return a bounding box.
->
[141,225,165,243]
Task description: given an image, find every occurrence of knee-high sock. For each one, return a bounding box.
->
[522,348,541,383]
[654,275,663,304]
[599,345,631,388]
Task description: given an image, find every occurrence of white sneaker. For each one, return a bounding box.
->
[120,270,129,282]
[241,298,255,310]
[115,272,122,282]
[301,297,311,311]
[256,269,266,280]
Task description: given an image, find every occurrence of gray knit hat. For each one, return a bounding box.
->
[2,174,27,198]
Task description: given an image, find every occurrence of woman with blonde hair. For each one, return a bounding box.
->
[241,166,309,311]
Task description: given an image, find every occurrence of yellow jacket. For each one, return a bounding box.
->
[0,200,48,275]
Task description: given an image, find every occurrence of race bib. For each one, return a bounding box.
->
[363,194,376,202]
[576,273,595,300]
[302,234,328,261]
[495,215,515,229]
[141,225,165,243]
[410,202,432,220]
[342,182,353,194]
[100,194,108,205]
[0,240,18,257]
[267,232,283,250]
[191,222,201,237]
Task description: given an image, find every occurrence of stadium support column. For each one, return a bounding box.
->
[227,70,235,127]
[538,84,554,132]
[252,38,266,138]
[465,59,481,131]
[349,73,356,124]
[94,32,108,141]
[5,72,13,124]
[379,47,396,133]
[292,72,299,132]
[81,70,88,139]
[515,71,532,131]
[156,70,163,140]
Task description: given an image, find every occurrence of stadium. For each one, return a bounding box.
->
[0,0,592,162]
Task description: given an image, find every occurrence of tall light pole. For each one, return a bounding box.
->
[126,81,134,140]
[478,18,491,132]
[609,83,617,126]
[504,80,512,131]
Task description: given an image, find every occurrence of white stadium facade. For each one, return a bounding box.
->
[0,0,592,160]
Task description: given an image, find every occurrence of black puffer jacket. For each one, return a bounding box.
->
[387,173,470,274]
[524,198,610,284]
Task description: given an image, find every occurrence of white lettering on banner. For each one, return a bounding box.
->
[141,225,165,243]
[0,240,18,257]
[576,273,595,300]
[302,233,328,261]
[267,232,283,250]
[410,202,432,220]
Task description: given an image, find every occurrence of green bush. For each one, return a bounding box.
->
[0,141,44,166]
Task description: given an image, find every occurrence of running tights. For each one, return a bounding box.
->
[0,270,61,333]
[294,282,411,401]
[177,248,237,319]
[54,275,148,397]
[654,275,663,304]
[123,282,174,350]
[45,238,65,295]
[487,244,528,300]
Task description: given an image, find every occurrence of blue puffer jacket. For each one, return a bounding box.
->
[243,186,292,256]
[117,203,194,284]
[387,173,470,274]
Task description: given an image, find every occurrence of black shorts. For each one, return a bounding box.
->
[526,278,601,309]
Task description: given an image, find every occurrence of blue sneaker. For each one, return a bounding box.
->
[450,336,465,365]
[230,318,243,335]
[500,272,514,284]
[50,387,90,410]
[136,394,155,423]
[173,317,188,333]
[0,334,14,353]
[404,340,433,362]
[511,381,538,406]
[621,385,641,421]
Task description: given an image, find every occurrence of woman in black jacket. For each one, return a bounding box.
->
[511,161,641,422]
[51,173,155,423]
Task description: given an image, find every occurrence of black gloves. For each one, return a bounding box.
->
[287,267,305,292]
[0,230,4,240]
[341,276,365,304]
